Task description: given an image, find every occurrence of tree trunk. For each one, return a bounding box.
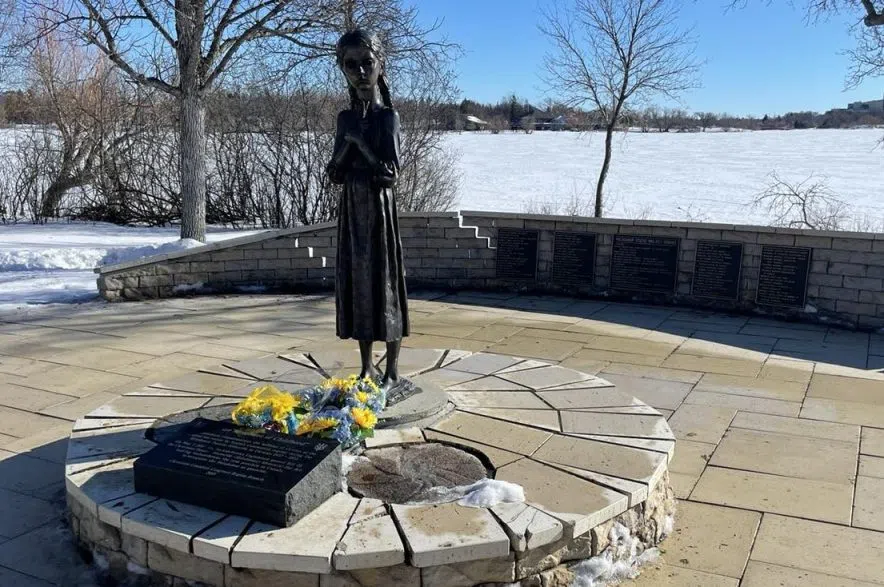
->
[179,93,207,242]
[595,124,615,218]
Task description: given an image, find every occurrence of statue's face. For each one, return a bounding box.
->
[341,44,381,98]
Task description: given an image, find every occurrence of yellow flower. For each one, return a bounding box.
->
[351,407,378,430]
[231,384,297,430]
[361,377,380,393]
[296,417,338,435]
[354,391,370,404]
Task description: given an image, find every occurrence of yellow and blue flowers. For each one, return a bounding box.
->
[231,376,385,447]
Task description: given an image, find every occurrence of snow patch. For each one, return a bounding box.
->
[126,561,150,575]
[173,282,207,294]
[341,453,367,492]
[569,524,660,587]
[457,479,525,508]
[100,238,204,266]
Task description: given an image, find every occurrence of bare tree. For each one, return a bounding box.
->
[697,111,716,131]
[753,171,850,230]
[540,0,700,217]
[27,0,340,240]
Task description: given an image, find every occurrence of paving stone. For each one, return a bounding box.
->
[751,514,884,584]
[623,562,739,586]
[667,405,736,444]
[152,371,257,395]
[97,492,157,527]
[412,368,485,389]
[122,498,226,552]
[428,411,551,456]
[694,373,807,402]
[0,487,59,539]
[731,412,859,442]
[691,466,853,524]
[0,449,62,499]
[46,347,155,370]
[489,502,563,551]
[438,350,473,368]
[563,348,665,368]
[495,359,550,374]
[741,561,880,587]
[661,354,762,377]
[570,434,675,459]
[801,398,884,427]
[0,382,76,412]
[394,347,446,376]
[574,404,661,415]
[39,391,122,420]
[447,376,532,392]
[392,502,510,567]
[333,513,404,570]
[466,325,525,343]
[148,542,224,585]
[66,424,153,461]
[192,514,250,564]
[223,355,318,381]
[533,435,667,487]
[363,427,424,448]
[458,407,560,431]
[758,357,814,383]
[667,439,714,477]
[711,428,857,484]
[86,395,209,418]
[487,337,582,362]
[20,364,137,398]
[0,520,93,585]
[232,493,359,573]
[808,374,884,404]
[853,476,884,531]
[537,387,638,410]
[497,365,592,390]
[542,461,648,507]
[422,430,522,469]
[65,458,136,516]
[861,427,884,457]
[0,405,71,437]
[0,566,54,587]
[595,373,693,410]
[112,352,233,379]
[683,390,800,416]
[585,336,677,357]
[449,392,550,410]
[669,472,700,499]
[599,363,703,384]
[662,500,760,578]
[559,411,673,440]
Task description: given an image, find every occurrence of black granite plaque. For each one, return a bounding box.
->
[756,245,812,308]
[134,418,341,527]
[552,231,597,285]
[496,228,539,280]
[691,240,743,300]
[609,234,680,293]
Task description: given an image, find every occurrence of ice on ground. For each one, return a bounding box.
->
[569,522,661,586]
[406,478,526,507]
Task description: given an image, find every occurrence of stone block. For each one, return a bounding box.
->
[859,290,884,304]
[794,235,833,248]
[844,276,882,290]
[818,286,857,301]
[297,236,332,247]
[829,262,867,277]
[259,259,293,270]
[246,249,279,260]
[122,533,148,567]
[139,275,174,287]
[211,250,244,261]
[148,543,224,585]
[80,512,122,551]
[808,273,842,287]
[721,231,758,243]
[226,568,319,587]
[320,565,420,587]
[100,275,123,290]
[757,233,796,245]
[122,276,139,288]
[421,556,515,587]
[836,300,876,315]
[191,261,226,272]
[810,260,828,273]
[514,534,592,580]
[833,237,872,252]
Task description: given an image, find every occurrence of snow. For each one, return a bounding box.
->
[569,523,661,586]
[457,479,525,508]
[0,222,264,311]
[445,128,884,225]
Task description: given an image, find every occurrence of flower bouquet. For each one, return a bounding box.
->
[231,375,386,448]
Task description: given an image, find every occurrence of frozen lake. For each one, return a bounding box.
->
[444,128,883,226]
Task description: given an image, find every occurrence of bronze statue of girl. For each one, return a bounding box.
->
[327,29,411,398]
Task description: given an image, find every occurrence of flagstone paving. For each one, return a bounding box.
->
[0,291,883,585]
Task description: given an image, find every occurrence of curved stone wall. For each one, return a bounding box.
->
[95,211,884,329]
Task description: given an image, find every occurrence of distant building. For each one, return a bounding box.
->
[463,114,488,131]
[847,96,884,113]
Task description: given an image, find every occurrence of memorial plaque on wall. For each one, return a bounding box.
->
[691,240,743,300]
[609,234,680,293]
[134,418,340,527]
[496,228,539,280]
[552,231,597,285]
[756,245,812,308]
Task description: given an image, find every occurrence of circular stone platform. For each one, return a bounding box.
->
[64,348,676,587]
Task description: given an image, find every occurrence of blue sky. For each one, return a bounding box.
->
[417,0,883,116]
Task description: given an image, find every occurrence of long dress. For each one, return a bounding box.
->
[327,105,409,342]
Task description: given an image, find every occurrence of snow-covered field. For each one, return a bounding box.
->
[0,128,880,311]
[445,128,884,224]
[0,223,263,311]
